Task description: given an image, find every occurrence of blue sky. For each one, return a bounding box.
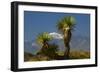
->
[24,11,90,41]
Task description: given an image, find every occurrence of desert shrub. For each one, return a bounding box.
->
[37,43,58,59]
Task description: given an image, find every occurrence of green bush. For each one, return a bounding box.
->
[37,43,58,59]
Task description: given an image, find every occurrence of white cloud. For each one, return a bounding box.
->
[49,32,63,39]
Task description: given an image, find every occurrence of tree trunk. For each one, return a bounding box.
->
[64,44,70,58]
[64,30,72,59]
[41,42,49,52]
[37,42,49,55]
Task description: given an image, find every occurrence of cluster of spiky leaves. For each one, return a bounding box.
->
[57,16,76,33]
[36,32,53,45]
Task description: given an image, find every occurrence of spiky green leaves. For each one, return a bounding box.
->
[36,32,53,45]
[57,16,76,33]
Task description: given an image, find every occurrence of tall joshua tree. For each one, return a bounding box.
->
[56,16,76,58]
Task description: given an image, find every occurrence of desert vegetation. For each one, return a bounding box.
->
[24,16,90,62]
[24,50,90,62]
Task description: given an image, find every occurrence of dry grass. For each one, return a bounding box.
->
[24,50,90,62]
[69,50,90,59]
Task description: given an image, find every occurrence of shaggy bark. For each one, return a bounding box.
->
[64,29,72,58]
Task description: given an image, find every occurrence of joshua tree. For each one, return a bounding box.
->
[36,32,53,55]
[36,32,59,60]
[56,16,76,58]
[36,32,53,50]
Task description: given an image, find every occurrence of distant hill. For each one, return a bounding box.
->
[49,36,90,51]
[71,36,90,51]
[24,36,90,55]
[24,41,40,55]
